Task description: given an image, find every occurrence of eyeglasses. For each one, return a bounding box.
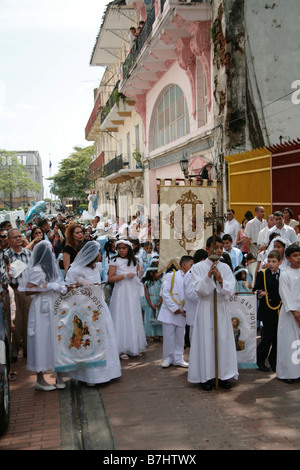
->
[0,235,8,239]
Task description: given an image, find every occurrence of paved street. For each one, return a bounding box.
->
[1,339,300,451]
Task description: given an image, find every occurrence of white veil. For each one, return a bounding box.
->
[65,240,101,284]
[266,235,290,258]
[18,240,61,292]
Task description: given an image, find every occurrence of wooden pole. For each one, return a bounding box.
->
[213,288,218,390]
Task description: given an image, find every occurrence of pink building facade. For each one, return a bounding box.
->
[120,0,219,211]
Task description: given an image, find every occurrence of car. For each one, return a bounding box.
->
[0,286,11,435]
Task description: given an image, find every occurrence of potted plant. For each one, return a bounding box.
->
[132,150,143,168]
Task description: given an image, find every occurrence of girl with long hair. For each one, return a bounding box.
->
[62,223,84,274]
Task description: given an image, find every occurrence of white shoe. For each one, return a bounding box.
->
[35,382,56,391]
[162,360,171,368]
[56,380,66,390]
[176,361,189,368]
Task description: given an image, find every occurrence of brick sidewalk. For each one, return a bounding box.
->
[1,341,300,450]
[100,341,300,450]
[0,356,61,450]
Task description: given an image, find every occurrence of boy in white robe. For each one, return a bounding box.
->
[158,256,193,368]
[188,236,238,391]
[276,244,300,383]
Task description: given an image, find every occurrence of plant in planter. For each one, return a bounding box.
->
[132,150,143,168]
[112,89,127,108]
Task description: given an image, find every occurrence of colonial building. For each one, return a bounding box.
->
[85,0,300,222]
[0,150,43,209]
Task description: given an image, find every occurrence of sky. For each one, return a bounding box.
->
[0,0,108,197]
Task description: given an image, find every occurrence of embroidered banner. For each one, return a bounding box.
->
[53,286,106,372]
[158,183,218,272]
[229,294,257,368]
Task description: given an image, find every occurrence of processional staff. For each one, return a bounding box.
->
[204,198,227,390]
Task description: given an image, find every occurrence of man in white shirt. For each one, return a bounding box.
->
[257,214,275,249]
[264,211,298,245]
[224,209,240,247]
[244,206,267,250]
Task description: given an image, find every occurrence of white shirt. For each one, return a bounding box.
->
[264,224,298,245]
[257,225,270,246]
[245,217,267,243]
[224,218,241,246]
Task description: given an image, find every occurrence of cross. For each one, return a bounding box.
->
[204,198,227,262]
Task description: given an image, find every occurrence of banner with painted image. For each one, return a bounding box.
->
[229,294,257,368]
[158,184,218,272]
[53,286,106,372]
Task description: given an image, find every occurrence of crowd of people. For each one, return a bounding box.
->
[0,204,299,393]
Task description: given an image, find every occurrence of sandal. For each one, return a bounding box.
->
[120,353,129,360]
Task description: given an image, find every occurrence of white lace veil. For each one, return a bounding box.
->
[266,235,290,259]
[65,240,101,284]
[18,240,61,292]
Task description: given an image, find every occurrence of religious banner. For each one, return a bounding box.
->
[229,294,257,368]
[53,286,106,372]
[158,182,218,272]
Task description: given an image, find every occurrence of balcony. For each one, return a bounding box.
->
[120,0,212,113]
[85,93,102,141]
[88,151,105,180]
[100,83,136,132]
[103,154,143,184]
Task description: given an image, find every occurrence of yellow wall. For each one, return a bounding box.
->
[226,148,271,223]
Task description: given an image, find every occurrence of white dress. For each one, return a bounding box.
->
[188,258,239,384]
[67,264,121,384]
[276,266,300,380]
[109,256,147,356]
[27,266,56,373]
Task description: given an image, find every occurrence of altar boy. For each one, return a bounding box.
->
[276,245,300,383]
[188,236,238,390]
[158,256,193,368]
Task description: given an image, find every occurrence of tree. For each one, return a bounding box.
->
[0,150,41,209]
[48,145,94,201]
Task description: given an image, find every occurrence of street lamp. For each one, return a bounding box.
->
[179,154,189,178]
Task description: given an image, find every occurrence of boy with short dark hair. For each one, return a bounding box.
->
[276,245,300,383]
[188,236,238,391]
[253,250,282,372]
[222,234,243,270]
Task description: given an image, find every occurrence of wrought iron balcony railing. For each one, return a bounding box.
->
[122,6,155,81]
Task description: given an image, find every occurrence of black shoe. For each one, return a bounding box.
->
[257,362,270,372]
[201,380,213,391]
[283,379,295,384]
[11,356,18,363]
[218,379,232,389]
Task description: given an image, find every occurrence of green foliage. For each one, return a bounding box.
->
[48,145,94,201]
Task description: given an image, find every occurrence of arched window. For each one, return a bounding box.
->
[153,85,190,150]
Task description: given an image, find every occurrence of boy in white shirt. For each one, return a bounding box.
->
[158,256,193,368]
[222,234,243,270]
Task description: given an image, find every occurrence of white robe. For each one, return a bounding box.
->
[188,258,238,384]
[109,257,147,356]
[276,266,300,379]
[183,269,199,328]
[158,270,186,365]
[67,264,121,384]
[27,266,56,373]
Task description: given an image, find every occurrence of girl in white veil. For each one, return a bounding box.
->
[65,241,121,385]
[18,240,67,391]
